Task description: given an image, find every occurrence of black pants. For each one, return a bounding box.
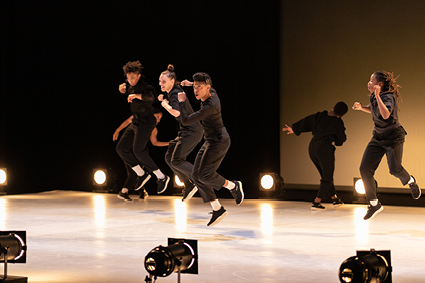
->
[116,120,158,172]
[123,163,138,190]
[191,132,230,203]
[360,130,410,201]
[308,138,336,199]
[165,129,203,187]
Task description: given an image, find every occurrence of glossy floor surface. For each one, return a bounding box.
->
[1,190,425,283]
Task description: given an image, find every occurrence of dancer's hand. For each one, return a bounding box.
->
[180,80,193,87]
[127,94,141,103]
[352,102,362,110]
[374,85,381,98]
[158,94,164,101]
[178,92,186,102]
[113,130,119,141]
[161,99,170,108]
[119,83,126,93]
[282,124,294,134]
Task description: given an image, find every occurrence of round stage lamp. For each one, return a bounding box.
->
[93,169,107,186]
[339,249,392,283]
[354,178,365,195]
[144,238,198,278]
[0,168,7,185]
[174,175,184,188]
[261,174,274,190]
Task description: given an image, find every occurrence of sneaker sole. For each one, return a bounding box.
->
[207,211,228,226]
[364,206,384,220]
[135,174,151,191]
[157,176,170,194]
[412,189,421,199]
[182,187,198,202]
[236,181,244,206]
[117,195,133,202]
[311,207,325,211]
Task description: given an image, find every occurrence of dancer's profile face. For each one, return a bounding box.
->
[193,81,211,101]
[159,74,174,93]
[126,72,141,86]
[367,74,382,93]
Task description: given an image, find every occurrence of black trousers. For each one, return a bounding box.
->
[123,163,138,190]
[360,132,410,201]
[191,132,230,203]
[165,129,203,187]
[308,138,337,199]
[116,120,158,172]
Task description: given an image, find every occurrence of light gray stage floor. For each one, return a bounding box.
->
[1,190,425,283]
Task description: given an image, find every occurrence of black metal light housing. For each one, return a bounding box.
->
[144,238,198,278]
[0,231,26,264]
[339,249,392,283]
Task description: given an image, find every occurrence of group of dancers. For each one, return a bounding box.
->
[283,70,421,220]
[113,61,243,226]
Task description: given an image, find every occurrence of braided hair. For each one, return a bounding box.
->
[373,70,401,102]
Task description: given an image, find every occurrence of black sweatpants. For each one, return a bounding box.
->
[360,133,410,201]
[308,137,336,199]
[116,120,158,172]
[191,132,230,203]
[165,129,203,187]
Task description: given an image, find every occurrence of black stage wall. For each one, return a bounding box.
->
[0,1,280,197]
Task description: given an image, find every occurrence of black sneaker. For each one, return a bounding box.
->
[182,185,198,202]
[135,172,151,191]
[230,181,244,206]
[332,198,344,207]
[408,175,421,199]
[311,201,325,210]
[117,191,133,202]
[207,206,228,226]
[138,188,149,200]
[157,175,170,194]
[363,202,383,220]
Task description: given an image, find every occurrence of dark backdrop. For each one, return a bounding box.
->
[0,1,280,198]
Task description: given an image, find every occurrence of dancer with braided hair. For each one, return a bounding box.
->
[353,70,421,220]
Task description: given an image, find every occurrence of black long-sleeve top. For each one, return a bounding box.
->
[125,79,155,121]
[167,85,202,133]
[292,110,346,146]
[369,92,401,135]
[179,89,227,142]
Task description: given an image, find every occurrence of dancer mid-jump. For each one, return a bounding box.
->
[178,72,243,226]
[353,70,421,220]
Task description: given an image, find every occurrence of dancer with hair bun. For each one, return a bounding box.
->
[116,61,170,201]
[353,70,421,220]
[158,64,203,199]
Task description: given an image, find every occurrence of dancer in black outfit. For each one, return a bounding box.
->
[113,108,169,201]
[353,70,421,220]
[282,102,348,210]
[115,61,170,201]
[178,72,244,226]
[157,65,203,201]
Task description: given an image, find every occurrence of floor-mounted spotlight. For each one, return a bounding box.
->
[339,249,392,283]
[353,178,377,204]
[259,173,284,198]
[0,231,27,283]
[144,238,198,283]
[0,168,7,186]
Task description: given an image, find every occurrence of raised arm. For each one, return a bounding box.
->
[149,127,169,147]
[158,94,180,118]
[352,102,371,113]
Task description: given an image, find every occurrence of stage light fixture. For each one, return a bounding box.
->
[0,169,7,186]
[0,231,27,283]
[339,249,392,283]
[93,169,107,186]
[173,175,184,188]
[259,173,284,198]
[144,238,198,283]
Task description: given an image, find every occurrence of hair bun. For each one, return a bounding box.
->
[167,64,174,72]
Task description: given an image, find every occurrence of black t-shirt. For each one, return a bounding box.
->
[167,85,202,133]
[179,88,227,142]
[125,79,156,121]
[292,110,346,146]
[369,92,401,135]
